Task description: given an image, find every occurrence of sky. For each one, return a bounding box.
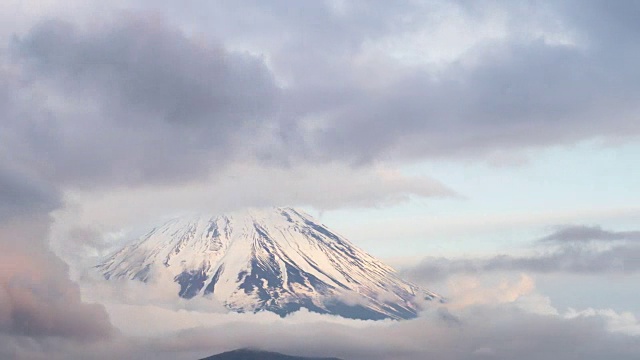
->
[1,0,640,359]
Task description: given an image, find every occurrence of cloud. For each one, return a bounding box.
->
[0,167,60,222]
[5,13,280,188]
[49,162,453,254]
[3,1,640,192]
[404,225,640,283]
[0,251,113,341]
[539,225,640,243]
[160,308,640,360]
[5,1,640,186]
[565,308,640,336]
[132,1,640,166]
[5,302,640,360]
[443,274,536,309]
[0,215,114,342]
[7,1,640,184]
[311,0,640,163]
[408,245,640,281]
[0,164,113,346]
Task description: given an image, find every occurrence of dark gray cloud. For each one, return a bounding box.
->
[336,0,640,162]
[539,225,640,243]
[405,225,640,283]
[0,168,60,222]
[406,245,640,283]
[4,1,640,188]
[5,1,640,184]
[154,0,640,164]
[4,14,280,187]
[15,16,278,127]
[310,44,640,163]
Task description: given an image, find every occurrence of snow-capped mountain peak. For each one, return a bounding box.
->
[98,207,440,320]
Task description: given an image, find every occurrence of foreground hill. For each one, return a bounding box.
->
[200,349,342,360]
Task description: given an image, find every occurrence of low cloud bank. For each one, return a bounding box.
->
[3,301,639,360]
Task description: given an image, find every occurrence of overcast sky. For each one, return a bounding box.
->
[1,1,640,359]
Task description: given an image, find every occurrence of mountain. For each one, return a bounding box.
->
[200,349,342,360]
[97,207,440,320]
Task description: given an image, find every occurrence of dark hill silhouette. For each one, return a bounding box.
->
[200,348,343,360]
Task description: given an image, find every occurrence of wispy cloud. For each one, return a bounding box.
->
[405,225,640,283]
[539,225,640,243]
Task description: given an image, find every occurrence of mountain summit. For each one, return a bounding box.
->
[98,207,439,320]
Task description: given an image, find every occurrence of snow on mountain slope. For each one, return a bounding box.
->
[97,207,440,320]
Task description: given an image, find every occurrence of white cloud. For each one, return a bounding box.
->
[442,273,536,309]
[49,162,454,274]
[565,308,640,336]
